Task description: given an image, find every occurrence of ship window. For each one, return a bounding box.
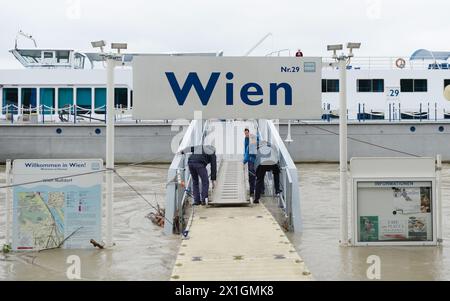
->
[357,80,372,92]
[95,88,106,113]
[445,79,450,89]
[76,88,92,110]
[21,88,37,112]
[2,88,18,114]
[43,51,54,59]
[19,50,41,64]
[400,79,414,92]
[115,88,128,108]
[40,88,55,114]
[414,79,428,92]
[74,53,85,69]
[58,88,74,109]
[322,79,339,93]
[372,79,384,92]
[401,79,427,92]
[130,90,133,108]
[56,51,70,64]
[357,79,384,92]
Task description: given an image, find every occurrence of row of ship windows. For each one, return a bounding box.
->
[322,79,450,93]
[1,87,131,113]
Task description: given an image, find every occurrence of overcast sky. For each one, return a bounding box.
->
[0,0,449,68]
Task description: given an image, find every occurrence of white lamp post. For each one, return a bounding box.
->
[91,40,127,247]
[327,42,360,246]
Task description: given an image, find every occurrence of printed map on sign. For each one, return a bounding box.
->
[16,192,65,250]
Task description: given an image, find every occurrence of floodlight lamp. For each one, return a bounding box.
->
[327,44,343,51]
[111,43,128,54]
[347,42,361,49]
[91,40,106,48]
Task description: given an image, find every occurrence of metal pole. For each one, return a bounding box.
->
[5,160,12,246]
[105,57,116,247]
[339,57,348,246]
[437,154,443,244]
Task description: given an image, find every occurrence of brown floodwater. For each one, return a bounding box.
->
[1,163,449,280]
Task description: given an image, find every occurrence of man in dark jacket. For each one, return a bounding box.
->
[183,145,217,206]
[254,141,282,204]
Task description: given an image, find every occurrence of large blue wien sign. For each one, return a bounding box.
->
[132,56,322,119]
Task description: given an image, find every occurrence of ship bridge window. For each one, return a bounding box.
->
[74,53,85,69]
[115,88,128,108]
[56,51,70,64]
[401,79,428,92]
[322,79,339,93]
[357,79,384,92]
[40,88,55,114]
[18,50,42,64]
[43,51,54,59]
[21,88,37,112]
[58,88,74,109]
[2,88,18,114]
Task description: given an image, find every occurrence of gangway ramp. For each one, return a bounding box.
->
[210,157,248,205]
[171,203,312,281]
[166,119,309,280]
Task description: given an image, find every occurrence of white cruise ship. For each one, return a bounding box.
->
[1,36,450,122]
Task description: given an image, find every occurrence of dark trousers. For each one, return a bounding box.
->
[189,162,209,203]
[255,164,281,202]
[248,161,256,195]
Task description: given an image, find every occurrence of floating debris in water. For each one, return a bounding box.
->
[146,204,166,227]
[90,239,104,249]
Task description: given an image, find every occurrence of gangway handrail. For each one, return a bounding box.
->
[164,119,210,235]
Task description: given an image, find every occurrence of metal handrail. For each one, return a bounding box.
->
[164,119,211,235]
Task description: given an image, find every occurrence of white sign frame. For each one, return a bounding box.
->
[132,56,322,120]
[350,157,439,247]
[11,159,104,251]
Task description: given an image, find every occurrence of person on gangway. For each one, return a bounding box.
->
[243,128,259,199]
[181,145,217,206]
[295,49,303,57]
[253,141,282,204]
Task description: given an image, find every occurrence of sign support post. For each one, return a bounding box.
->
[5,159,12,246]
[338,56,348,246]
[105,57,117,248]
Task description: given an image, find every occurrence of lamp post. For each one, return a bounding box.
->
[327,43,360,246]
[91,40,127,247]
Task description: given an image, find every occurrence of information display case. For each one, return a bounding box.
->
[350,157,441,246]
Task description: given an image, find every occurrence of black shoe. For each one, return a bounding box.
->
[253,199,260,204]
[193,202,201,206]
[276,190,282,194]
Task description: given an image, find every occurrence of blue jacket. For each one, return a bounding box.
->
[243,135,258,164]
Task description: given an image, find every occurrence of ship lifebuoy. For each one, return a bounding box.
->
[395,58,406,69]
